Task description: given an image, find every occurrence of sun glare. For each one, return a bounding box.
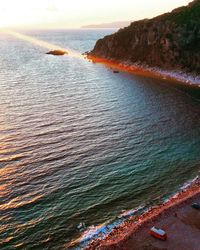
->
[0,29,83,59]
[0,0,191,29]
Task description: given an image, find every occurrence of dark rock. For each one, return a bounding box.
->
[46,50,68,56]
[82,51,89,55]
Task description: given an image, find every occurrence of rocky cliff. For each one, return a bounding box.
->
[89,0,200,75]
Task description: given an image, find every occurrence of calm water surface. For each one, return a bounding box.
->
[0,29,200,249]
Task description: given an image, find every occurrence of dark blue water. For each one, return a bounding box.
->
[0,29,200,249]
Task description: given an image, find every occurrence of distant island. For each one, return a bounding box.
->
[81,21,132,29]
[88,0,200,84]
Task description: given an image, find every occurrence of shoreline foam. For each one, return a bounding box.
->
[67,175,200,249]
[85,175,200,249]
[87,55,200,88]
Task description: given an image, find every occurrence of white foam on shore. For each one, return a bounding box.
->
[163,175,200,203]
[119,60,200,86]
[180,175,199,191]
[69,175,200,249]
[68,205,145,249]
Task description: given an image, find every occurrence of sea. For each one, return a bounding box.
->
[0,29,200,249]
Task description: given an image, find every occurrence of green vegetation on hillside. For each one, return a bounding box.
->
[90,0,200,75]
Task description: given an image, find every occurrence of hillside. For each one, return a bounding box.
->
[89,0,200,75]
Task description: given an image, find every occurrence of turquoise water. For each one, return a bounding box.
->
[0,29,200,249]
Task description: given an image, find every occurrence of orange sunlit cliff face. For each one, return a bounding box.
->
[87,55,200,89]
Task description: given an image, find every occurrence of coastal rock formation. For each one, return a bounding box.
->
[89,0,200,75]
[46,50,68,56]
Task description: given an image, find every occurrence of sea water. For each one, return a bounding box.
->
[0,29,200,249]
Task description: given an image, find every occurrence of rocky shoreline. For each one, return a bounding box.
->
[87,55,200,88]
[88,0,200,81]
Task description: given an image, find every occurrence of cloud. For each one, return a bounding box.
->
[47,6,59,12]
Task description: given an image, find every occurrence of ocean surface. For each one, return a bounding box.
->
[0,29,200,249]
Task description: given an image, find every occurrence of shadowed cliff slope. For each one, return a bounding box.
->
[89,0,200,75]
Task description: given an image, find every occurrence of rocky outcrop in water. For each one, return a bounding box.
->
[46,50,68,56]
[89,0,200,75]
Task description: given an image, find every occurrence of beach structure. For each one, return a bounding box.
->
[150,227,167,241]
[191,203,200,210]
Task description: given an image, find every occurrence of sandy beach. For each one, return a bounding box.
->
[85,177,200,250]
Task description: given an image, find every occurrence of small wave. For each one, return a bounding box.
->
[163,174,200,203]
[0,153,27,163]
[70,175,200,249]
[68,205,145,249]
[0,192,43,212]
[117,205,145,219]
[180,175,199,191]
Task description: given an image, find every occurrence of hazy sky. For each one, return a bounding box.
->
[0,0,191,28]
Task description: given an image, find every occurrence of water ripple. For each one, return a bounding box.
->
[0,29,200,249]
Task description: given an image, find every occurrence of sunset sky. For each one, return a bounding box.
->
[0,0,191,28]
